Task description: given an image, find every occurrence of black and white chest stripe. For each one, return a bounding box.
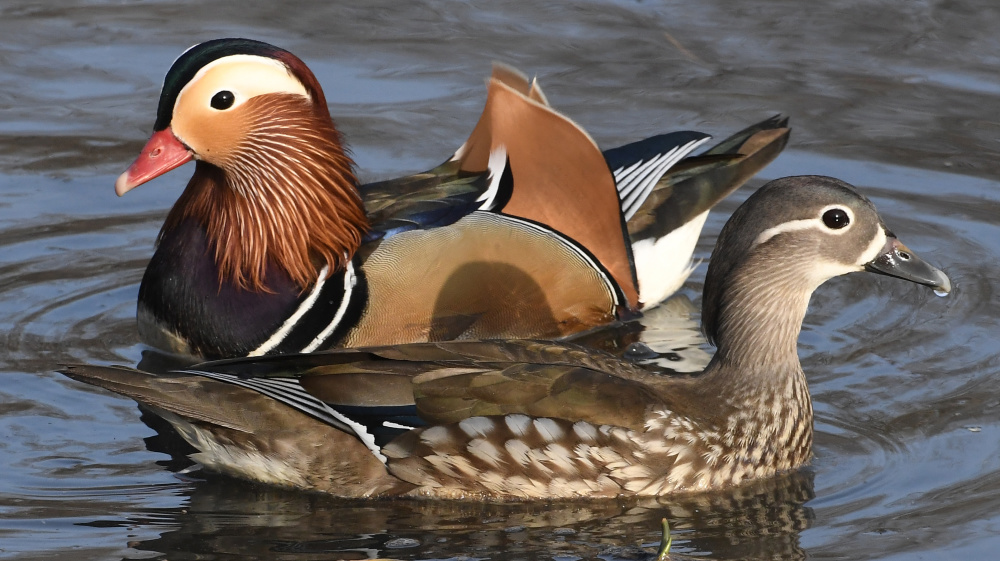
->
[248,258,367,357]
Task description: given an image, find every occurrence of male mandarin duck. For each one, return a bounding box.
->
[117,38,789,360]
[65,176,950,499]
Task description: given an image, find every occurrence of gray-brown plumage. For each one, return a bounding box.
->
[62,175,950,500]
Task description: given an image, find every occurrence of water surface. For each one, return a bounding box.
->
[2,1,999,560]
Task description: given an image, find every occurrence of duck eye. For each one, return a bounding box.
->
[822,208,850,229]
[210,90,235,110]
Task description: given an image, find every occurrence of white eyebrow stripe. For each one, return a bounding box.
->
[753,205,857,247]
[174,54,310,123]
[186,54,300,94]
[753,219,822,247]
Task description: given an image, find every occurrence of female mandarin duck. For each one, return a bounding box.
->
[65,176,950,499]
[118,38,789,359]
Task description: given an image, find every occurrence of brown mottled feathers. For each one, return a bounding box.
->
[383,414,642,499]
[290,340,807,499]
[61,335,813,499]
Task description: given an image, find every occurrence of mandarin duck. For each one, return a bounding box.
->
[65,176,950,499]
[119,38,789,360]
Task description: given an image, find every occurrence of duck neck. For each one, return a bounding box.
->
[707,239,824,375]
[161,96,368,294]
[696,253,817,465]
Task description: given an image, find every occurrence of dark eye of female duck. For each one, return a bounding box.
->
[822,208,850,229]
[210,90,235,110]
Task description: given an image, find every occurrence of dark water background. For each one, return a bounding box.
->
[2,1,1000,559]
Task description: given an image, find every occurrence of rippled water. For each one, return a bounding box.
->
[2,1,999,559]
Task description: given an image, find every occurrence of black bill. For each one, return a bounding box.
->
[865,237,951,294]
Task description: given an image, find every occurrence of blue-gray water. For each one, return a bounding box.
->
[2,1,999,559]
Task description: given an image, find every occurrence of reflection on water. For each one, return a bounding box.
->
[121,468,814,561]
[2,0,1000,560]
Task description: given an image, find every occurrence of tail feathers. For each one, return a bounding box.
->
[605,132,712,221]
[61,365,259,433]
[627,115,790,243]
[61,364,400,464]
[59,364,402,497]
[627,116,789,309]
[703,114,790,156]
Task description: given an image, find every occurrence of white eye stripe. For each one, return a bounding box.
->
[176,54,310,114]
[753,205,856,247]
[753,218,821,247]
